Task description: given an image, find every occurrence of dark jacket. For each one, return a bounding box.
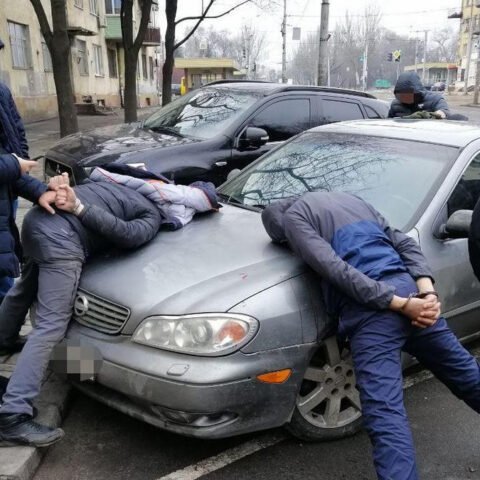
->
[388,72,450,118]
[469,198,480,281]
[62,181,162,256]
[262,192,433,314]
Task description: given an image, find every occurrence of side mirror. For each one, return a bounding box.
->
[238,127,269,150]
[227,168,241,181]
[441,209,472,239]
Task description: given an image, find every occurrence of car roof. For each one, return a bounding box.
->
[205,80,377,99]
[309,119,480,148]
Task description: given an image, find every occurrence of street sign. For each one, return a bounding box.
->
[393,50,402,62]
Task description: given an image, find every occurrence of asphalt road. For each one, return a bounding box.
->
[33,363,480,480]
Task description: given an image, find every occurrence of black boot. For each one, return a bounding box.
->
[0,413,64,447]
[0,375,8,398]
[0,337,27,356]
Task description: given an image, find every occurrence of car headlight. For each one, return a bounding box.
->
[132,313,258,356]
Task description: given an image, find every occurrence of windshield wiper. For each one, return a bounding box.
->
[147,125,184,138]
[217,193,263,211]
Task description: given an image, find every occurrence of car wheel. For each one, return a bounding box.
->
[286,336,363,441]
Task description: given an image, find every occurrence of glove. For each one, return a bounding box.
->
[403,111,438,120]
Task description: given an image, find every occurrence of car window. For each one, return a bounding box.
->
[322,100,364,122]
[249,99,311,142]
[219,132,458,230]
[447,153,480,216]
[365,105,382,119]
[143,87,262,139]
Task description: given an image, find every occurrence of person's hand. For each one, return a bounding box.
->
[433,110,447,119]
[55,184,77,212]
[48,172,69,190]
[402,297,440,328]
[15,156,37,174]
[38,191,56,215]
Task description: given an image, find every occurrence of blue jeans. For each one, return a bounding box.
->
[339,273,480,480]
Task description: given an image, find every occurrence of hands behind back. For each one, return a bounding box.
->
[402,295,441,328]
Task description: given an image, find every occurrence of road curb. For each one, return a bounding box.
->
[0,371,70,480]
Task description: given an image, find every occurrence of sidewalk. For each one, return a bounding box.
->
[0,106,158,480]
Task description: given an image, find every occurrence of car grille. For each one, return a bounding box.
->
[44,158,75,185]
[73,289,130,334]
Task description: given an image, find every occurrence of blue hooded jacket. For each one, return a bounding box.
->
[388,72,450,118]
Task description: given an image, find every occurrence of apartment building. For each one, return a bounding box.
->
[0,0,161,122]
[449,0,480,87]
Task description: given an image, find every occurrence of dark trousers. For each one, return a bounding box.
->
[339,273,480,480]
[0,207,85,416]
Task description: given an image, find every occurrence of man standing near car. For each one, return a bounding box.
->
[262,192,480,480]
[389,72,451,119]
[0,175,162,447]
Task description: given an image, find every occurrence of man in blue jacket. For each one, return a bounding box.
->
[388,72,450,119]
[262,192,480,480]
[0,38,31,309]
[0,176,162,447]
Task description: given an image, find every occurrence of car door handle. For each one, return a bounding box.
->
[215,161,228,167]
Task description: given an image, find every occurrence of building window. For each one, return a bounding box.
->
[105,0,121,14]
[74,0,84,8]
[42,41,53,72]
[89,0,98,14]
[93,44,104,76]
[8,21,31,69]
[76,39,88,75]
[149,56,154,82]
[107,48,117,78]
[142,53,147,80]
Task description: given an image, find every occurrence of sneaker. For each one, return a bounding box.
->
[0,413,64,447]
[0,337,27,356]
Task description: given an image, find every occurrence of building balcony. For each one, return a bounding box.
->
[105,15,161,45]
[448,8,462,19]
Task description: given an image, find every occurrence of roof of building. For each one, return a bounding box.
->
[174,58,240,70]
[404,62,458,71]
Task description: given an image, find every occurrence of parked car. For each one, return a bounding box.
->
[431,81,446,92]
[171,83,182,96]
[44,80,389,187]
[59,119,480,441]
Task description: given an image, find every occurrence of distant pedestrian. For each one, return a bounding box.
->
[389,72,451,119]
[0,38,32,310]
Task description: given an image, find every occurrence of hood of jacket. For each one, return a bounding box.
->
[394,72,426,96]
[261,198,297,243]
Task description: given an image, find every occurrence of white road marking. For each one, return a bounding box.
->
[157,345,480,480]
[155,432,287,480]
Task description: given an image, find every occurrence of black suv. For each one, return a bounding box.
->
[44,81,389,186]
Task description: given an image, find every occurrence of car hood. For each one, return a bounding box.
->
[49,123,198,165]
[78,205,306,334]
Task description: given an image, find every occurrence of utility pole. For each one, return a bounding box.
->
[362,42,368,91]
[317,0,330,86]
[464,1,475,95]
[414,36,418,74]
[422,30,428,83]
[474,35,480,104]
[281,0,287,83]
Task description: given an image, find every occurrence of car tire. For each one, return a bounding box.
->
[286,336,363,442]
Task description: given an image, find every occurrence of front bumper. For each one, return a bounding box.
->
[64,322,316,439]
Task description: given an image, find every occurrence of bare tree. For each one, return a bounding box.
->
[162,0,270,106]
[431,27,459,63]
[120,0,154,122]
[29,0,78,137]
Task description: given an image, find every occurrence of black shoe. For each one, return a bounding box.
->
[0,413,64,447]
[0,375,8,398]
[0,337,27,356]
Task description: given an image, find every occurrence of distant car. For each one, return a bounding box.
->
[431,81,446,92]
[171,83,181,96]
[44,81,389,187]
[62,119,480,441]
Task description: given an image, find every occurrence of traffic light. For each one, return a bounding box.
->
[387,52,393,62]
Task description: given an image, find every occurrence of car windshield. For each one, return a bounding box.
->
[143,87,262,139]
[219,132,458,230]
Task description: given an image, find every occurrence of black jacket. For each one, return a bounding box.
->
[388,72,450,118]
[64,181,162,256]
[469,198,480,281]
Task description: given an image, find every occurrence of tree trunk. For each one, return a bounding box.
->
[124,49,138,122]
[162,0,177,106]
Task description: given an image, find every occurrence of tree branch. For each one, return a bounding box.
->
[134,0,154,52]
[29,0,53,46]
[176,0,251,26]
[175,0,215,26]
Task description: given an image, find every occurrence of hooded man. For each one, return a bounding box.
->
[262,192,480,480]
[388,72,450,119]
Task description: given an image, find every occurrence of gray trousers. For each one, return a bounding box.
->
[0,207,85,416]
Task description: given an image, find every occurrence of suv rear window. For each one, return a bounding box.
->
[322,99,364,122]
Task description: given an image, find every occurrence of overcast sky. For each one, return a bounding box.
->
[156,0,459,69]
